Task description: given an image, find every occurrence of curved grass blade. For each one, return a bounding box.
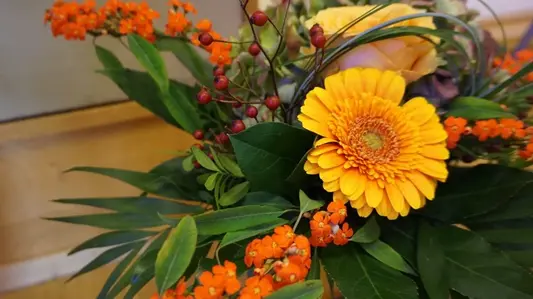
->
[481,62,533,98]
[69,230,156,255]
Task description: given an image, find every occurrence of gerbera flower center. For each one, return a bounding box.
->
[347,116,400,164]
[362,132,384,150]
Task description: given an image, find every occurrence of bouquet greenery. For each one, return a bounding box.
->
[44,0,533,298]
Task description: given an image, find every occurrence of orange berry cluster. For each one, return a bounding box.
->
[444,116,528,149]
[245,225,311,292]
[44,0,159,41]
[151,278,191,299]
[309,201,353,247]
[493,49,533,82]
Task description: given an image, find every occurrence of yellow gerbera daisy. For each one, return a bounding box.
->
[298,68,449,220]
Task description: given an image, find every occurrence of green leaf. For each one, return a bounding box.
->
[156,37,213,87]
[360,240,416,275]
[69,241,142,281]
[321,244,418,299]
[204,173,220,191]
[437,225,533,299]
[163,82,203,133]
[182,155,195,172]
[230,123,315,194]
[299,190,324,213]
[218,218,288,249]
[475,228,533,244]
[155,216,197,295]
[421,165,533,222]
[127,34,168,91]
[351,216,380,243]
[504,250,533,268]
[445,97,516,120]
[417,222,449,299]
[191,146,219,172]
[66,166,183,198]
[95,45,123,70]
[481,62,533,98]
[220,181,250,207]
[46,213,165,230]
[54,197,204,215]
[97,242,143,299]
[286,151,311,186]
[68,230,156,255]
[242,192,296,209]
[379,218,417,267]
[194,205,285,235]
[307,248,321,280]
[218,154,245,177]
[265,280,323,299]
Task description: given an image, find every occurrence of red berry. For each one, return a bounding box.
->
[245,106,258,118]
[193,130,204,140]
[250,11,268,26]
[193,160,201,168]
[196,90,212,104]
[232,101,243,108]
[198,32,213,46]
[214,75,229,90]
[213,66,225,76]
[265,96,281,111]
[309,24,324,37]
[248,43,261,56]
[215,133,230,144]
[231,120,246,133]
[193,143,204,150]
[208,153,214,160]
[311,34,326,49]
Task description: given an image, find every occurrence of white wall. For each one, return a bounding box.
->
[0,0,241,122]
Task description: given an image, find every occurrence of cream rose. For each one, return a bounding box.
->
[303,3,439,83]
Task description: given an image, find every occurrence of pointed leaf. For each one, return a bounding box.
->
[47,213,165,230]
[127,34,168,91]
[230,123,315,194]
[351,217,380,243]
[204,173,220,191]
[95,45,123,70]
[437,225,533,299]
[69,230,156,255]
[191,146,219,172]
[446,97,516,120]
[218,219,288,249]
[417,222,449,299]
[219,181,250,207]
[194,205,285,235]
[265,280,323,299]
[54,197,204,215]
[218,154,245,177]
[155,216,197,294]
[361,240,416,275]
[242,192,296,209]
[321,244,418,299]
[163,83,203,133]
[69,241,142,281]
[299,190,324,213]
[307,248,320,280]
[421,165,533,222]
[182,155,195,172]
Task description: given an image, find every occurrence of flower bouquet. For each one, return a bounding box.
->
[43,0,533,298]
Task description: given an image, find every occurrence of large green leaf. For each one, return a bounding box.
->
[445,97,516,120]
[421,165,533,222]
[229,123,315,194]
[194,205,285,235]
[417,222,449,299]
[97,243,143,299]
[321,244,418,299]
[69,230,156,255]
[155,216,197,294]
[69,241,142,281]
[163,81,204,133]
[127,34,168,91]
[373,218,417,271]
[299,190,324,213]
[265,280,324,299]
[54,197,204,215]
[47,213,165,230]
[218,218,288,250]
[95,45,123,70]
[437,225,533,299]
[156,37,213,87]
[242,192,296,209]
[351,217,380,243]
[360,240,415,275]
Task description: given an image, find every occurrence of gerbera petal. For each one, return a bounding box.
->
[320,165,344,182]
[304,160,320,175]
[419,123,448,144]
[400,203,410,216]
[298,115,333,138]
[379,71,406,105]
[310,144,339,156]
[315,137,338,146]
[333,190,349,203]
[357,205,373,218]
[340,169,366,198]
[323,179,340,192]
[417,159,448,181]
[361,68,382,95]
[387,211,399,220]
[325,71,350,101]
[364,180,384,208]
[406,171,436,200]
[397,179,422,209]
[376,197,392,216]
[318,151,346,169]
[385,183,406,213]
[343,68,364,99]
[349,195,366,209]
[420,143,449,160]
[402,97,435,125]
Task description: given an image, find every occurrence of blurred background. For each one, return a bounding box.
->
[0,0,531,298]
